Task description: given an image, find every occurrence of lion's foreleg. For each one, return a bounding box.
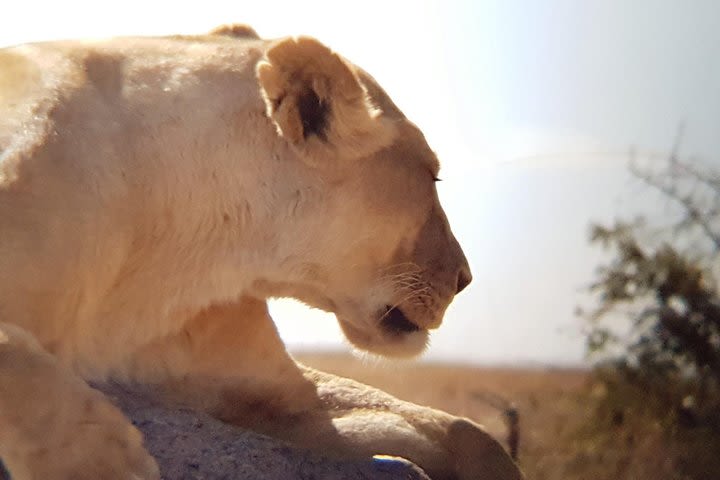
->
[0,323,159,480]
[297,366,524,480]
[130,298,522,480]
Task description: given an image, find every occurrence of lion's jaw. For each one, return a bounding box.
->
[329,213,467,359]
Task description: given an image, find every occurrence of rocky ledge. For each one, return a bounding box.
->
[99,383,431,480]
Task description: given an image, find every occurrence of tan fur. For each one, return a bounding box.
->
[0,27,522,480]
[209,23,261,39]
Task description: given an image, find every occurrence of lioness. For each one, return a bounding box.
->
[0,25,523,480]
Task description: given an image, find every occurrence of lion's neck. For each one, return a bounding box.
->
[116,107,329,311]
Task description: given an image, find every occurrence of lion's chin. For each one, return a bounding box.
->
[336,316,430,359]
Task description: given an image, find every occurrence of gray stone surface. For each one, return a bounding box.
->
[99,383,431,480]
[0,383,430,480]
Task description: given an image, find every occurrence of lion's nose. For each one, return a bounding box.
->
[456,266,472,294]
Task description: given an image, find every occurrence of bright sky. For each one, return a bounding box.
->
[3,1,719,365]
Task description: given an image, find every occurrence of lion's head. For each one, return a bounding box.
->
[254,37,471,357]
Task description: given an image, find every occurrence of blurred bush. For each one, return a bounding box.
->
[580,153,720,479]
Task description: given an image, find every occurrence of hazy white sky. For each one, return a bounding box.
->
[3,1,719,365]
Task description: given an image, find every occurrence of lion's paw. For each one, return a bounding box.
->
[3,388,159,480]
[46,394,160,480]
[446,419,524,480]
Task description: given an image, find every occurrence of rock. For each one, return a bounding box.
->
[99,383,431,480]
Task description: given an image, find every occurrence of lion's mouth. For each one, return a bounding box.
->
[380,305,421,335]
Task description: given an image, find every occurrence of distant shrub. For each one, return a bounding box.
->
[581,153,720,479]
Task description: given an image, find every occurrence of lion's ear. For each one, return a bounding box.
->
[256,37,396,165]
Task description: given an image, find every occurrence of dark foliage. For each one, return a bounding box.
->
[582,153,720,479]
